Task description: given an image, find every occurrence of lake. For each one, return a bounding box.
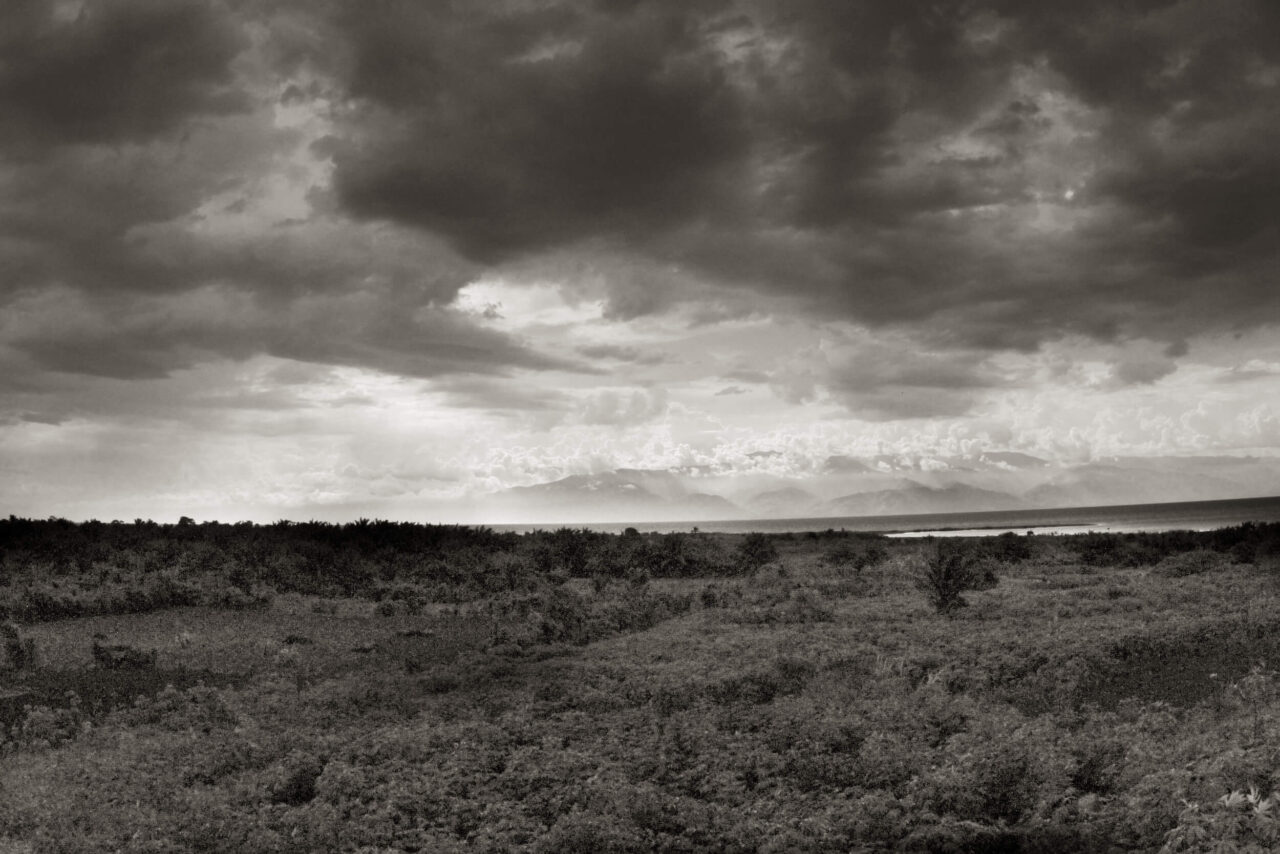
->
[494,494,1280,536]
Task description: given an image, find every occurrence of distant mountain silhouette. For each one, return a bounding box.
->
[747,486,821,518]
[475,454,1280,525]
[823,482,1022,517]
[485,469,739,523]
[1024,457,1276,508]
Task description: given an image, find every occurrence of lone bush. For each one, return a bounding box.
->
[915,541,992,615]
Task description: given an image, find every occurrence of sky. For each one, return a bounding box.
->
[2,0,1280,523]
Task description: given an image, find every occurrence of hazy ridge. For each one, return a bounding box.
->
[478,454,1280,526]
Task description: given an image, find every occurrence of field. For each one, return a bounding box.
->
[3,519,1280,852]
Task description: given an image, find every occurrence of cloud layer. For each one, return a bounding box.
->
[323,0,1280,348]
[2,0,1279,521]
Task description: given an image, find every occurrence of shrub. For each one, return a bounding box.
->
[632,533,734,578]
[707,657,815,706]
[736,533,779,573]
[1070,533,1164,568]
[1163,787,1280,852]
[1,621,36,670]
[840,791,909,849]
[537,807,646,854]
[15,700,83,749]
[731,588,834,625]
[1152,549,1228,577]
[824,541,887,573]
[920,742,1038,824]
[985,531,1033,563]
[915,541,994,615]
[269,751,326,806]
[1071,739,1127,794]
[108,683,238,732]
[91,641,157,670]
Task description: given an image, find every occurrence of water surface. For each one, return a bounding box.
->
[494,495,1280,536]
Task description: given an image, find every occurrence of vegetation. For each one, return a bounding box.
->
[915,540,993,615]
[1,621,36,670]
[1,517,1280,851]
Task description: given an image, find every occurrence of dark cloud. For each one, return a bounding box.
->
[0,0,247,151]
[773,338,1006,420]
[0,1,263,307]
[822,348,1004,420]
[330,1,745,262]
[0,1,582,388]
[5,0,1280,402]
[1,279,580,383]
[317,0,1280,349]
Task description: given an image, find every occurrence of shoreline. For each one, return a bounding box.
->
[488,494,1280,536]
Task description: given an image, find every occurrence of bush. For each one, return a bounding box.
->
[736,534,779,573]
[1164,787,1280,852]
[15,701,82,749]
[1152,549,1228,577]
[985,531,1033,563]
[730,587,834,625]
[1,621,36,670]
[631,534,734,578]
[915,542,994,615]
[707,657,815,706]
[1070,533,1165,568]
[537,808,646,854]
[91,641,156,670]
[269,751,326,806]
[1071,739,1127,794]
[824,541,887,573]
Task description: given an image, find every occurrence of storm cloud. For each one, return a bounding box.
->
[6,0,1279,381]
[2,0,1279,521]
[319,0,1280,348]
[0,0,575,387]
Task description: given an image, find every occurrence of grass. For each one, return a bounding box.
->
[1,524,1280,851]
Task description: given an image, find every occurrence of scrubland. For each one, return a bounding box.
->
[2,517,1280,852]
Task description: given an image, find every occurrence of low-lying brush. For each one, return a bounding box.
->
[486,580,695,649]
[724,586,835,624]
[2,518,1280,852]
[91,641,157,671]
[824,540,888,573]
[1152,548,1232,577]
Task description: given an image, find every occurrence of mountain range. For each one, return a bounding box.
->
[476,453,1280,524]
